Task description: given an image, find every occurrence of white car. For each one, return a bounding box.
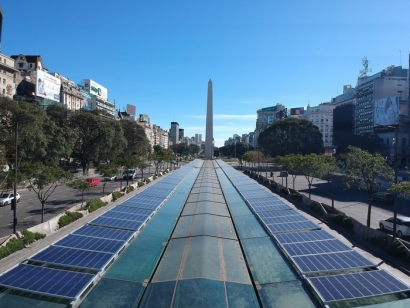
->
[104,175,117,181]
[0,192,21,206]
[379,216,410,238]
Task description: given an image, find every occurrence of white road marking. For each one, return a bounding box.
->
[25,216,33,220]
[27,206,33,208]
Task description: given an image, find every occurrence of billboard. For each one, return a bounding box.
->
[374,96,399,127]
[290,107,304,115]
[127,104,136,115]
[80,89,93,110]
[83,79,108,100]
[139,114,149,123]
[36,70,61,102]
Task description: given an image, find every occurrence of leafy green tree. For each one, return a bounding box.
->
[188,144,200,156]
[312,155,340,212]
[67,178,91,209]
[95,162,121,195]
[390,181,410,196]
[258,118,323,156]
[119,120,150,157]
[299,154,323,199]
[21,163,73,222]
[287,154,303,190]
[344,146,394,227]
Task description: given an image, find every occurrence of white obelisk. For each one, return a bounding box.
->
[205,79,213,159]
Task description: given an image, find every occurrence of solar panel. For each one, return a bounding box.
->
[111,206,153,216]
[0,264,95,300]
[247,198,292,211]
[241,191,273,200]
[73,225,134,241]
[120,197,163,210]
[260,213,311,225]
[89,216,146,231]
[282,239,353,257]
[54,234,125,254]
[258,210,299,219]
[308,270,410,303]
[265,220,321,234]
[292,250,376,274]
[275,230,335,244]
[29,246,114,271]
[101,210,151,221]
[138,189,172,198]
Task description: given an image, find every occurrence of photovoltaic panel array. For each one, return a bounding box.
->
[73,225,135,241]
[216,160,410,305]
[308,270,410,303]
[292,250,376,274]
[89,216,147,231]
[275,230,335,244]
[0,264,95,300]
[28,246,114,271]
[54,234,125,254]
[247,197,293,212]
[121,195,164,210]
[281,239,352,257]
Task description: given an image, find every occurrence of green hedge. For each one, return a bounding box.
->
[146,178,151,184]
[270,181,278,189]
[126,185,135,193]
[58,211,83,228]
[153,175,157,180]
[84,199,107,213]
[309,201,324,215]
[368,234,389,249]
[0,238,24,260]
[138,181,145,187]
[290,193,303,203]
[280,188,289,195]
[389,239,408,259]
[112,191,124,201]
[330,213,354,232]
[21,229,46,245]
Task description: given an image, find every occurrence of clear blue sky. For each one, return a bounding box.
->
[2,1,410,147]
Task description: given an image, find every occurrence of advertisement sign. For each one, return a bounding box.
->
[80,89,93,110]
[36,70,61,102]
[139,114,149,123]
[290,107,304,115]
[374,96,399,127]
[261,106,277,112]
[127,104,136,115]
[83,79,108,101]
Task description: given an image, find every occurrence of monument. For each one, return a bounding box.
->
[205,79,213,159]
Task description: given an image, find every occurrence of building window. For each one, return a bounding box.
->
[3,59,6,64]
[2,89,4,95]
[18,63,24,68]
[2,79,5,84]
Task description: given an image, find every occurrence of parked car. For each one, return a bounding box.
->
[379,216,410,238]
[0,192,21,206]
[85,178,100,187]
[372,192,394,205]
[123,169,136,180]
[278,171,288,177]
[103,175,117,181]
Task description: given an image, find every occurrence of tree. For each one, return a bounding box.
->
[312,155,340,212]
[258,118,323,156]
[344,146,394,227]
[67,178,91,209]
[188,144,200,156]
[119,120,150,157]
[336,133,386,156]
[21,163,73,222]
[287,154,303,190]
[299,154,323,199]
[390,181,410,196]
[95,162,121,195]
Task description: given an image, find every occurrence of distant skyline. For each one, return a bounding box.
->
[2,1,410,146]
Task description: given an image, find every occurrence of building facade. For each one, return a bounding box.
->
[304,103,335,151]
[0,54,16,98]
[254,104,286,148]
[170,122,179,145]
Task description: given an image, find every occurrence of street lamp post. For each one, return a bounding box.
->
[392,123,399,238]
[13,122,18,234]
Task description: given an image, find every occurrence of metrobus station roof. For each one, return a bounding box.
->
[0,159,410,307]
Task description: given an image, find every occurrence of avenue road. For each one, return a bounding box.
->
[0,168,159,238]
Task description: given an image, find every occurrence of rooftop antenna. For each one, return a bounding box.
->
[359,56,372,78]
[399,50,402,66]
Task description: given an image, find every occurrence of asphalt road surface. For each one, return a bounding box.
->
[0,168,160,238]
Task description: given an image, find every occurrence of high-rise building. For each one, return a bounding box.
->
[254,104,286,148]
[179,129,184,142]
[304,103,335,150]
[170,122,179,146]
[195,134,202,144]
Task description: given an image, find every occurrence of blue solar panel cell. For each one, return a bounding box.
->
[265,221,321,234]
[54,235,125,254]
[111,206,153,216]
[0,264,95,300]
[90,216,146,231]
[308,270,410,303]
[73,225,134,241]
[292,251,376,274]
[29,246,114,270]
[282,239,352,257]
[275,230,335,244]
[101,210,151,221]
